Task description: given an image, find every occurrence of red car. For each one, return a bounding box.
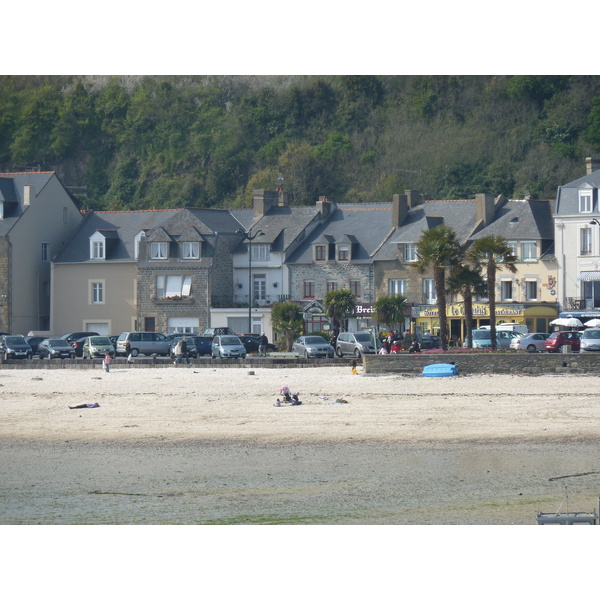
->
[543,331,582,353]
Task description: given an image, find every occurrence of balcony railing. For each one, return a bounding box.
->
[566,297,600,310]
[212,294,291,309]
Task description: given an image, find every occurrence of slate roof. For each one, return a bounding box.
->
[470,199,556,241]
[286,203,393,264]
[233,205,320,254]
[373,199,477,262]
[54,209,183,263]
[0,172,57,237]
[556,167,600,215]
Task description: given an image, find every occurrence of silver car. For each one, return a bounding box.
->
[581,328,600,351]
[211,335,247,359]
[510,332,549,352]
[469,329,519,349]
[292,336,334,359]
[335,331,379,358]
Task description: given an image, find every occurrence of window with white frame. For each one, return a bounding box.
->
[337,245,350,261]
[91,281,104,304]
[314,245,327,261]
[581,227,592,255]
[501,280,513,301]
[156,275,192,298]
[521,241,537,261]
[303,280,315,298]
[181,241,200,259]
[525,280,538,301]
[150,242,168,260]
[506,241,518,261]
[404,243,417,262]
[252,274,266,302]
[91,240,105,260]
[251,244,269,262]
[326,280,338,292]
[41,242,49,262]
[349,279,361,297]
[389,279,407,295]
[423,279,436,304]
[579,189,593,213]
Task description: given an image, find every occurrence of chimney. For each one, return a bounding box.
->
[316,196,336,219]
[405,189,421,208]
[585,157,600,175]
[23,184,34,206]
[253,189,279,217]
[392,194,408,227]
[475,193,495,226]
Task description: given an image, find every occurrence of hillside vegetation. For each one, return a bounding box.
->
[2,75,600,210]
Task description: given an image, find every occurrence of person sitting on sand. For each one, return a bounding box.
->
[69,403,100,409]
[280,385,292,402]
[351,359,359,375]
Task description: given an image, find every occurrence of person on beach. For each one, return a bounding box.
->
[351,359,358,374]
[258,332,268,357]
[103,352,111,373]
[180,337,191,365]
[173,341,182,365]
[125,339,133,363]
[280,385,292,402]
[69,403,100,409]
[409,339,421,353]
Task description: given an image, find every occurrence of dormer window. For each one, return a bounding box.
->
[89,231,106,260]
[182,241,200,259]
[337,245,350,261]
[251,243,269,262]
[150,242,168,260]
[315,245,327,262]
[404,243,417,262]
[579,189,593,213]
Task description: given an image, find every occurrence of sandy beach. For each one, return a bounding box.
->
[1,365,600,526]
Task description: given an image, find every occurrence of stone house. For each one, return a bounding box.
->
[0,171,82,334]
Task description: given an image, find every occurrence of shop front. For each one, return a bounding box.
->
[413,302,559,343]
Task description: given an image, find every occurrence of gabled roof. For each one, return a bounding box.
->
[234,205,320,253]
[373,199,477,261]
[470,199,555,241]
[54,209,183,263]
[286,203,392,264]
[556,168,600,215]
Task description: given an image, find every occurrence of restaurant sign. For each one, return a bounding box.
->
[420,303,524,318]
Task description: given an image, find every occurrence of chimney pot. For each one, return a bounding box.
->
[585,157,600,175]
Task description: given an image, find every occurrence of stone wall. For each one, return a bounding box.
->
[0,238,10,332]
[363,352,600,375]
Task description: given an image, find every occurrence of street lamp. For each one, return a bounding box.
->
[237,228,265,333]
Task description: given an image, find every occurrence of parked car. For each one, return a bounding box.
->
[544,331,582,353]
[203,327,237,337]
[83,336,116,359]
[0,335,33,360]
[25,335,48,356]
[335,332,379,358]
[115,332,171,357]
[239,335,277,354]
[168,336,198,359]
[211,335,247,359]
[292,335,335,359]
[60,331,100,344]
[420,335,442,350]
[38,338,76,359]
[510,332,550,352]
[70,337,87,357]
[188,336,214,357]
[469,329,519,349]
[579,328,600,352]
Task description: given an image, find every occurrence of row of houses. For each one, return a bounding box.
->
[2,157,600,342]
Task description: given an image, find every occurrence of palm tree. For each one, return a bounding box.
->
[323,289,356,333]
[270,301,304,351]
[468,236,517,350]
[413,225,464,350]
[446,264,488,348]
[373,294,409,333]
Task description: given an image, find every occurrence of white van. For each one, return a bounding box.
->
[480,323,528,335]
